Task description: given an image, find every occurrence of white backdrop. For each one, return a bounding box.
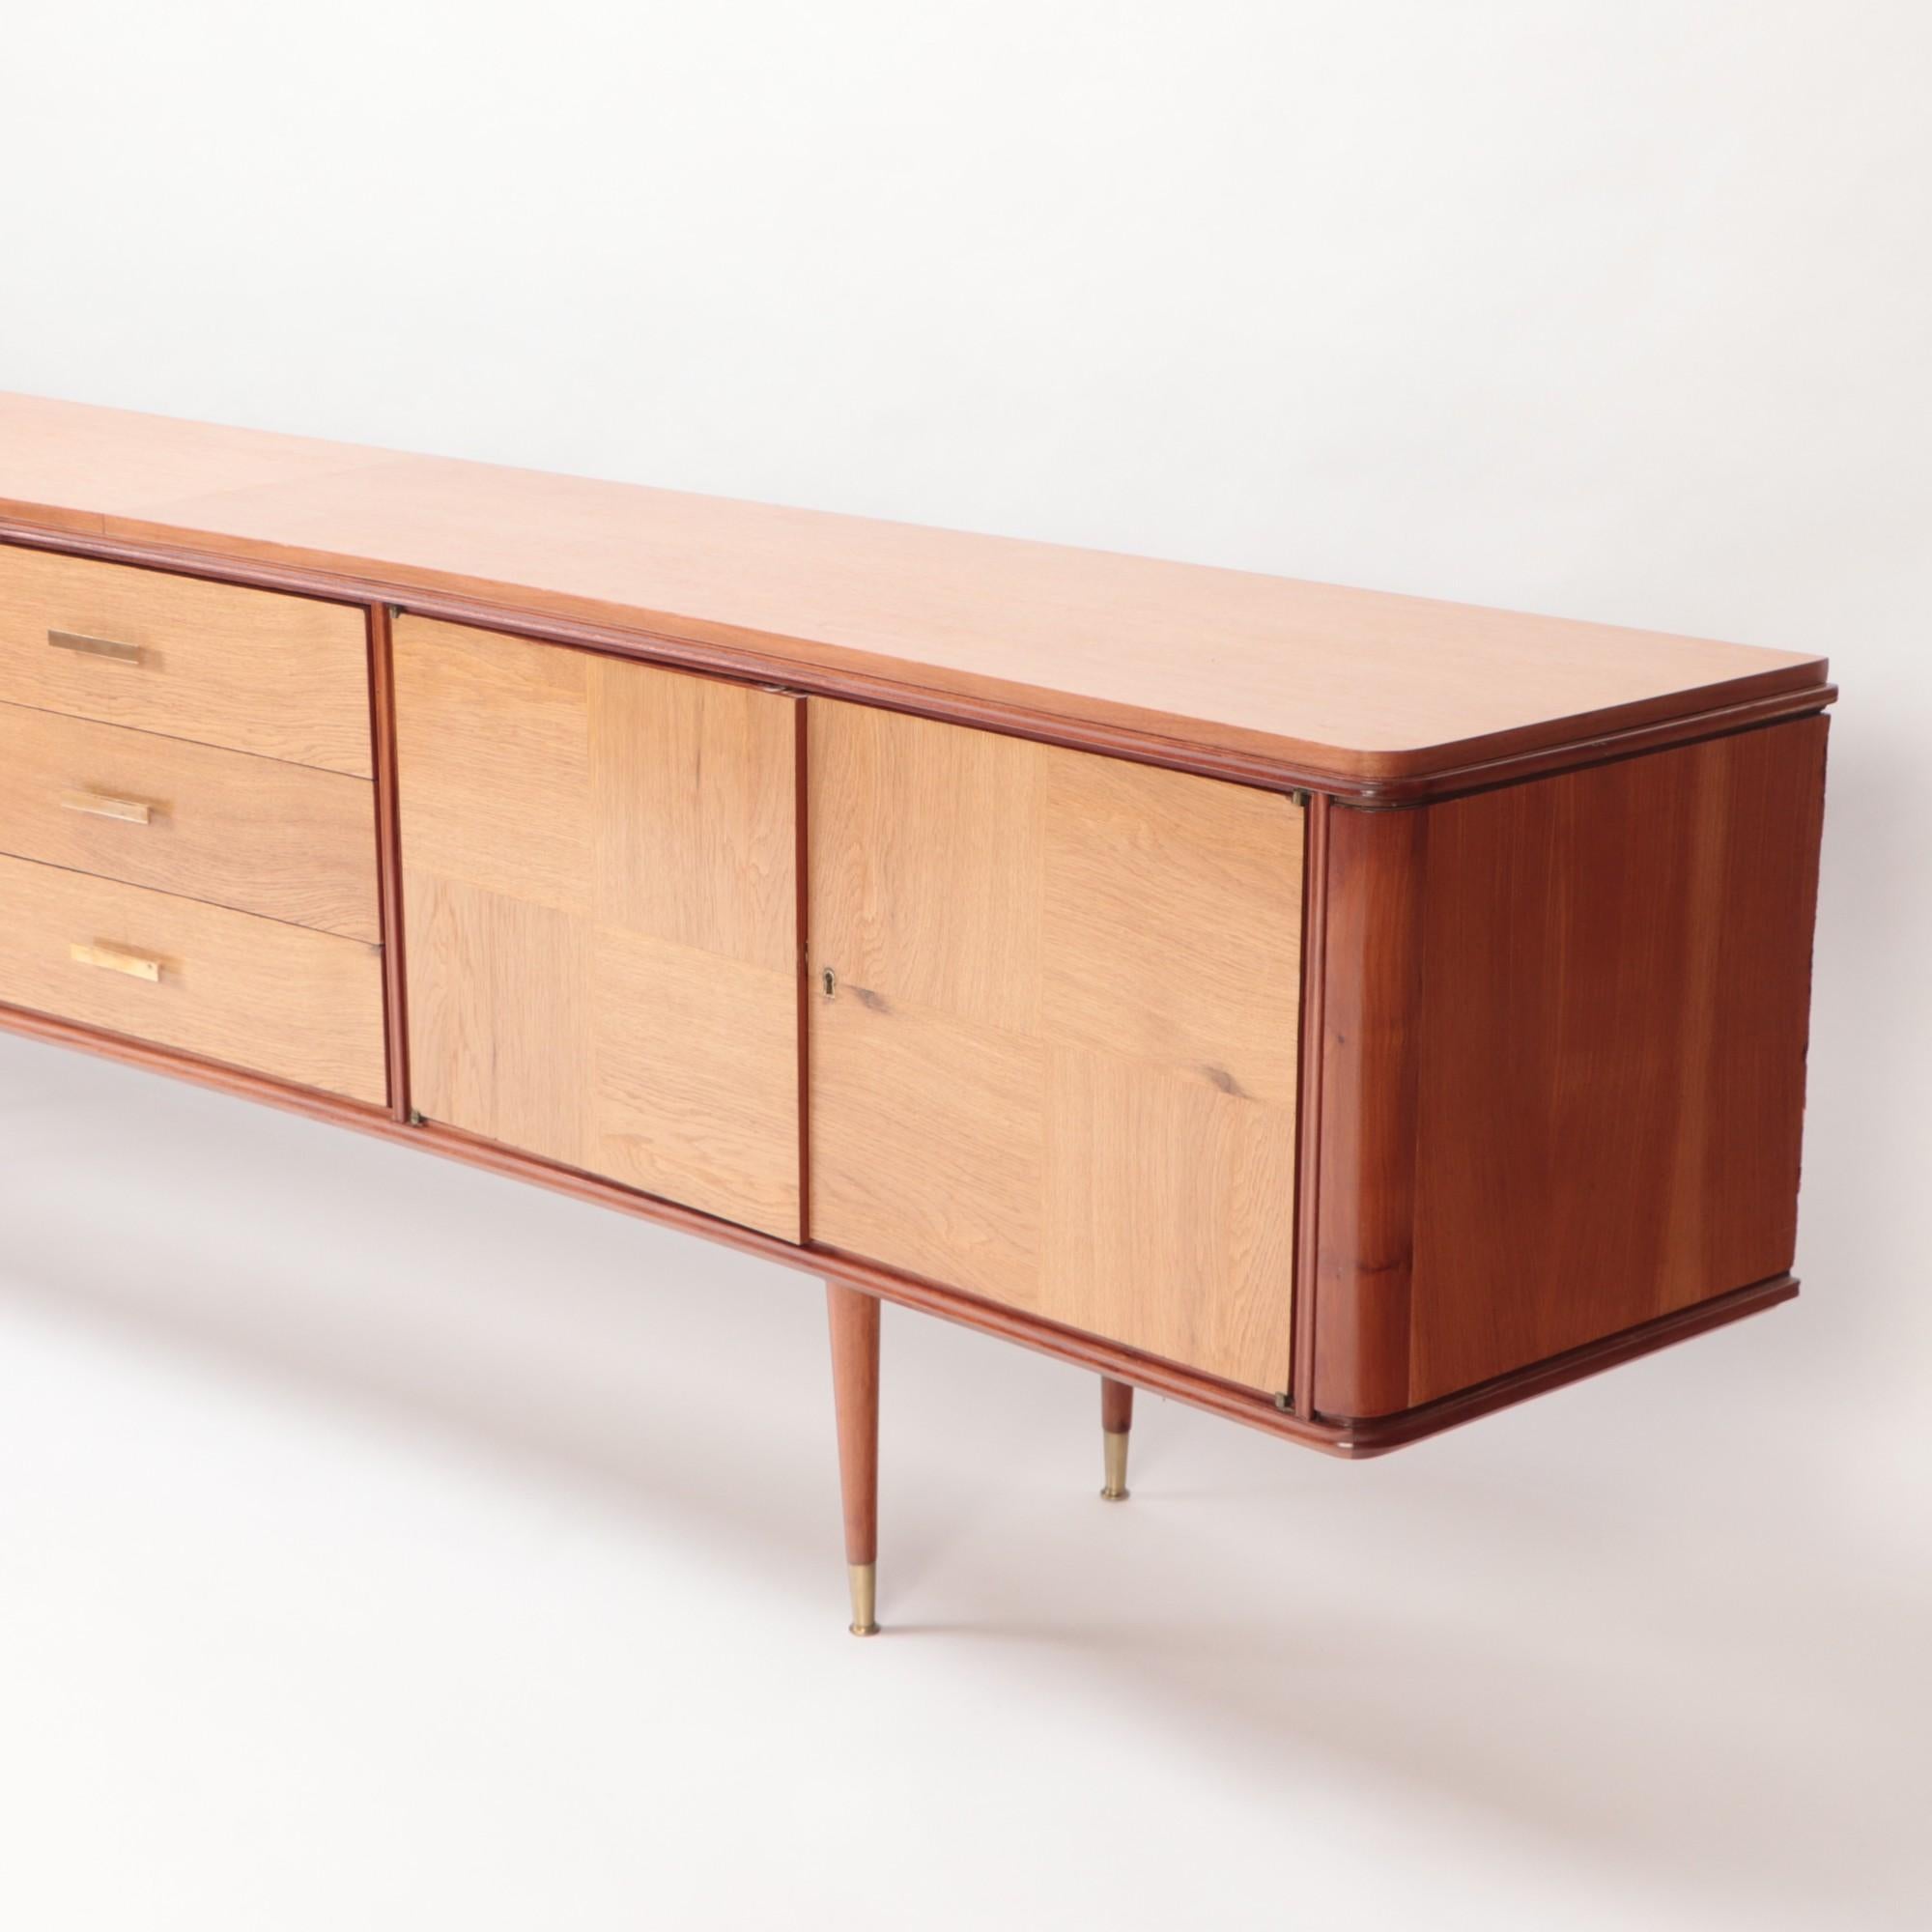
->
[2,6,1928,1928]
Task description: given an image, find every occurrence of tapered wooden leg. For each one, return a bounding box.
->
[827,1282,881,1635]
[1100,1376,1133,1500]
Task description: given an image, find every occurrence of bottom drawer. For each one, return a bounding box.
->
[0,852,386,1104]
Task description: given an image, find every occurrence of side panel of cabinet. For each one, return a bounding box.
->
[1313,715,1830,1418]
[808,700,1303,1392]
[395,616,802,1240]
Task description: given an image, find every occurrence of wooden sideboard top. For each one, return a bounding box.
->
[0,390,1831,789]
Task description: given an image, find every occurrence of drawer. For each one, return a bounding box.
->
[0,851,386,1104]
[0,543,372,777]
[0,702,380,941]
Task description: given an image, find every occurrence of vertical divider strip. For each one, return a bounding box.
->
[367,602,412,1123]
[1290,791,1330,1414]
[794,695,811,1246]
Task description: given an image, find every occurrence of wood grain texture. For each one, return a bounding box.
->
[1313,718,1831,1418]
[0,396,1837,1473]
[0,390,408,538]
[826,1283,881,1565]
[1336,1274,1800,1452]
[0,393,1828,787]
[0,852,384,1102]
[0,701,379,939]
[0,983,1801,1458]
[0,539,372,777]
[1,517,1839,810]
[809,701,1301,1392]
[396,616,801,1239]
[1311,803,1427,1419]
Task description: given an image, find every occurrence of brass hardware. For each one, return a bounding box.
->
[48,629,145,666]
[408,1108,426,1126]
[70,940,162,982]
[58,790,154,825]
[821,967,837,998]
[1100,1428,1130,1501]
[847,1562,879,1637]
[1291,787,1312,808]
[1273,1391,1293,1413]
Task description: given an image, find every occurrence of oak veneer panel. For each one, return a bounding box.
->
[396,616,801,1240]
[0,394,1828,784]
[590,659,797,966]
[1042,1047,1296,1381]
[1313,717,1830,1418]
[405,874,587,1160]
[0,852,385,1103]
[0,541,373,778]
[390,614,592,910]
[1040,750,1301,1105]
[813,995,1046,1297]
[0,703,380,940]
[809,701,1301,1391]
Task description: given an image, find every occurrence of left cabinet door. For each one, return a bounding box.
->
[395,617,803,1240]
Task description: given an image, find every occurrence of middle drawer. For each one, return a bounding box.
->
[0,701,380,942]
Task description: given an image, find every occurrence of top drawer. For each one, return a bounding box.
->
[0,544,372,778]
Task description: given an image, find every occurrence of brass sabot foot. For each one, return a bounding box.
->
[1100,1428,1130,1501]
[847,1562,880,1636]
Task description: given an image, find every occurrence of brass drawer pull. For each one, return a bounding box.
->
[69,940,163,983]
[59,789,155,825]
[48,629,146,666]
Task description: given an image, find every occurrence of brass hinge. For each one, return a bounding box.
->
[1290,788,1312,809]
[407,1108,426,1126]
[1272,1391,1294,1413]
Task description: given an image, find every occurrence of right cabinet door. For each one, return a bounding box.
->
[808,701,1303,1391]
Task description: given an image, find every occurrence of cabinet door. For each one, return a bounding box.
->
[397,617,802,1240]
[808,701,1302,1391]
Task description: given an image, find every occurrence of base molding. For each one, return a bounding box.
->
[1321,1274,1801,1454]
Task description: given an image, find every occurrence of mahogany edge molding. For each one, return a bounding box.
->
[0,517,1836,808]
[1289,792,1331,1419]
[0,993,1801,1459]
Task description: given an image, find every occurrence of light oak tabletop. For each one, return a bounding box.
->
[0,390,1829,785]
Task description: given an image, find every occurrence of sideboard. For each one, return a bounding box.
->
[0,392,1833,1634]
